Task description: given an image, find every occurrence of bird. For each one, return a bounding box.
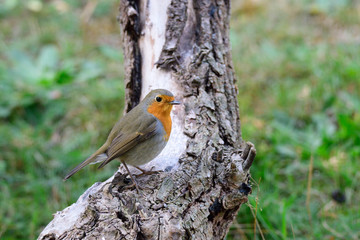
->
[64,89,180,192]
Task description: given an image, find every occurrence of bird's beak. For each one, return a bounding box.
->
[169,100,181,105]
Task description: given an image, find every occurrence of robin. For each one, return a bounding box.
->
[64,89,180,192]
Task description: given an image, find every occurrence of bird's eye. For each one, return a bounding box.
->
[155,96,162,102]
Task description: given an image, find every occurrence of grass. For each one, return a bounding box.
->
[0,0,359,239]
[0,1,125,239]
[228,0,360,239]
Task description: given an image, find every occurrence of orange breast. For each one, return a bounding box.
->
[147,96,174,141]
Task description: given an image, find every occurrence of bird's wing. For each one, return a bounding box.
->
[97,119,158,169]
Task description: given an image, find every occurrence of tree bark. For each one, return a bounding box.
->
[38,0,256,239]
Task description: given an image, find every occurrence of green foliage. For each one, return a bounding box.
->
[1,0,359,239]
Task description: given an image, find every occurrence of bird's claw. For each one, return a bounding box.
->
[134,166,163,177]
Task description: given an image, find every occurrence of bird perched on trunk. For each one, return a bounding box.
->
[64,89,180,192]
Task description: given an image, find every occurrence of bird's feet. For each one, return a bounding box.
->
[118,164,161,193]
[134,166,163,177]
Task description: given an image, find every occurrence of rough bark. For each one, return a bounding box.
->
[38,0,256,239]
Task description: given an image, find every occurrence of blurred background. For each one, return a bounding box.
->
[0,0,359,239]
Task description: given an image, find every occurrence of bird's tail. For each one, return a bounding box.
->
[63,143,109,180]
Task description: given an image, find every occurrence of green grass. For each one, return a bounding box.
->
[0,0,359,239]
[0,1,125,239]
[228,1,360,239]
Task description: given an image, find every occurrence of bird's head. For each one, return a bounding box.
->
[145,89,180,116]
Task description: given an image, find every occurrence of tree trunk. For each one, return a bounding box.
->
[38,0,256,239]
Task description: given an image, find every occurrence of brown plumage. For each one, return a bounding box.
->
[63,89,180,192]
